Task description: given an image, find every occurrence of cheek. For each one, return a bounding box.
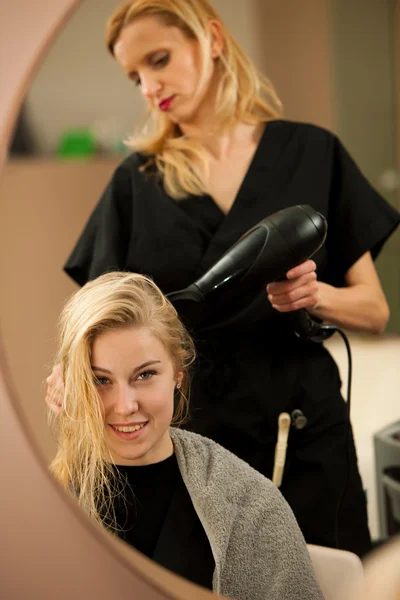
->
[171,56,199,89]
[150,382,175,418]
[97,390,111,416]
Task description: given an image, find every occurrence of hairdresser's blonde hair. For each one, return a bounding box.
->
[49,271,195,531]
[106,0,283,199]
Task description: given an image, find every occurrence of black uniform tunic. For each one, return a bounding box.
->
[65,120,400,557]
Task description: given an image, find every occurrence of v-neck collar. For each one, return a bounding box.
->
[209,119,286,214]
[160,119,292,275]
[194,119,290,270]
[205,121,270,220]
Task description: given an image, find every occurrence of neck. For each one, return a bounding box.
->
[182,121,265,160]
[178,90,222,141]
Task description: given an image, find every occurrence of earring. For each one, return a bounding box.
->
[176,381,182,390]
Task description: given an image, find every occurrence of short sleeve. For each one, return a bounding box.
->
[325,135,400,287]
[64,162,133,286]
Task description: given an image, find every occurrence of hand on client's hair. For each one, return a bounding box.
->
[45,363,64,415]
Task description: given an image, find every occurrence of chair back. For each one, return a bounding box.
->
[307,544,364,600]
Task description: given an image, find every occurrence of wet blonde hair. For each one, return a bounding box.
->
[49,271,195,530]
[106,0,283,199]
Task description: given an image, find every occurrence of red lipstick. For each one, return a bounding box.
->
[159,96,175,111]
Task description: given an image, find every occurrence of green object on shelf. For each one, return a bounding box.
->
[57,128,96,159]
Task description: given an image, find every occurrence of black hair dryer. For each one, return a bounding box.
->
[167,205,337,342]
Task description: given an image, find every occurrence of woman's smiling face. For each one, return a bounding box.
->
[91,325,181,466]
[113,15,221,127]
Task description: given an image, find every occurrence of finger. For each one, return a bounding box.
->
[271,292,321,313]
[267,271,316,295]
[286,260,317,280]
[48,403,62,415]
[46,371,58,387]
[268,280,319,306]
[45,391,63,408]
[48,364,62,381]
[45,393,60,409]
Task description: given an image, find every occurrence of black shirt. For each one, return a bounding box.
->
[113,454,179,557]
[113,454,214,590]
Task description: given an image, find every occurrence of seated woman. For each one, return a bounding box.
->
[48,271,323,600]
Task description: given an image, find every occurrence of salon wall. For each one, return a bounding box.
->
[254,0,336,130]
[331,0,395,201]
[396,0,400,207]
[330,0,400,334]
[24,0,142,154]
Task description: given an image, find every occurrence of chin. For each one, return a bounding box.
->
[174,114,197,128]
[168,104,198,126]
[112,448,147,464]
[166,113,181,125]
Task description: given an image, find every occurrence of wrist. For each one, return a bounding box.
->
[308,281,336,319]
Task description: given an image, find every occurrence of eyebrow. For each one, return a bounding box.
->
[91,360,161,375]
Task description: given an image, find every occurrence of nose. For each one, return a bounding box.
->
[114,384,139,417]
[139,72,162,100]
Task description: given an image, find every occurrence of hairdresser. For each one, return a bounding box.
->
[46,0,400,557]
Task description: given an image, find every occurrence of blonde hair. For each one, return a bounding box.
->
[49,271,195,531]
[106,0,283,199]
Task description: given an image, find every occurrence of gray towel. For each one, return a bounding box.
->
[170,427,324,600]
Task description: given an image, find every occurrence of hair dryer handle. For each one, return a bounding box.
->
[287,309,337,343]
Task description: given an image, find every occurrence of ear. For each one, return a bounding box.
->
[209,20,224,59]
[175,371,184,388]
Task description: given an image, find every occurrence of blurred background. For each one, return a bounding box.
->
[0,0,399,543]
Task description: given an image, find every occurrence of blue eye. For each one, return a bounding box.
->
[94,376,110,386]
[137,370,156,381]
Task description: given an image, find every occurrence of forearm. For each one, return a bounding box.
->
[309,281,390,334]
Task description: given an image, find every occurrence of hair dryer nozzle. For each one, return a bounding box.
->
[166,284,204,304]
